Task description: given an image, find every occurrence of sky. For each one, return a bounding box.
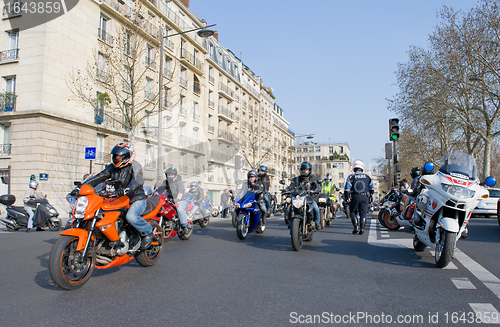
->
[190,0,478,171]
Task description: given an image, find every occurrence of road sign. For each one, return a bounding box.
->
[233,170,243,181]
[39,173,48,181]
[30,174,35,181]
[85,147,96,160]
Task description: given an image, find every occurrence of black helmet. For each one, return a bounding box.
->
[111,142,135,168]
[165,167,178,181]
[410,167,421,179]
[247,169,257,179]
[300,161,312,177]
[257,165,268,177]
[189,181,198,190]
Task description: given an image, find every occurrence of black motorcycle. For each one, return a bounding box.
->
[318,193,334,228]
[289,185,319,251]
[0,194,61,232]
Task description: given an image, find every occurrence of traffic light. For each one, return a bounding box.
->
[389,118,400,141]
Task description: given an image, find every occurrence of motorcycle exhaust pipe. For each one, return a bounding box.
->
[0,218,16,226]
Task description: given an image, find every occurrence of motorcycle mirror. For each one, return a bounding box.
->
[279,179,286,185]
[424,162,434,173]
[382,190,387,194]
[485,176,496,187]
[144,186,153,196]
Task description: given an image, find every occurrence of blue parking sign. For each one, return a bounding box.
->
[85,147,96,160]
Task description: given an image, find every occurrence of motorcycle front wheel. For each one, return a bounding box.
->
[382,210,400,230]
[47,220,61,231]
[435,229,457,268]
[231,211,238,228]
[178,224,193,240]
[290,218,303,251]
[49,235,95,290]
[319,208,325,229]
[136,221,163,267]
[211,208,219,217]
[236,214,249,239]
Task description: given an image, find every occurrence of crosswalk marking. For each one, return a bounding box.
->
[469,303,500,324]
[451,277,476,289]
[455,250,500,300]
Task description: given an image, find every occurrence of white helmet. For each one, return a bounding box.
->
[29,180,38,190]
[352,160,364,172]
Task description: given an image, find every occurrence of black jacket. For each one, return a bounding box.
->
[288,175,320,193]
[157,176,186,202]
[84,161,146,203]
[188,187,204,204]
[257,176,270,193]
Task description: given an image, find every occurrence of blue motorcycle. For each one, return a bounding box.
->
[234,189,266,239]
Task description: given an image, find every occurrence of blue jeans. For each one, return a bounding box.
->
[263,193,271,212]
[126,199,152,236]
[176,200,188,226]
[311,200,320,226]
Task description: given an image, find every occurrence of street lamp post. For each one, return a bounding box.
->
[156,24,216,180]
[290,134,314,181]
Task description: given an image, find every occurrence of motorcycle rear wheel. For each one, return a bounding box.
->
[178,224,193,240]
[290,218,303,251]
[319,208,325,229]
[136,221,163,267]
[211,208,219,217]
[48,220,61,231]
[199,218,210,228]
[49,235,95,290]
[435,229,457,268]
[378,209,388,228]
[236,214,249,239]
[231,211,238,228]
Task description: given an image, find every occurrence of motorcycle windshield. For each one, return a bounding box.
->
[235,189,255,204]
[438,151,478,180]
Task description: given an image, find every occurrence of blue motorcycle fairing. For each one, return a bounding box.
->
[235,189,262,233]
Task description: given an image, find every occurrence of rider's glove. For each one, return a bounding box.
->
[117,188,130,197]
[70,187,80,196]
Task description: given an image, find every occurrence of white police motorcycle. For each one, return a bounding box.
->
[411,151,495,268]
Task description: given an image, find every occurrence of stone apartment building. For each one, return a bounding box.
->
[0,0,294,213]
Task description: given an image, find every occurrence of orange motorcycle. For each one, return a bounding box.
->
[49,181,164,290]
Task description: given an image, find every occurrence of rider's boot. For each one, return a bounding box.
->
[351,215,359,234]
[141,231,154,249]
[358,217,366,235]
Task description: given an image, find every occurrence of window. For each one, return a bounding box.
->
[163,86,171,108]
[2,76,16,111]
[208,114,214,133]
[297,148,302,153]
[316,156,321,161]
[98,15,111,43]
[145,144,154,168]
[340,146,344,154]
[0,124,10,154]
[339,173,344,179]
[164,55,172,79]
[145,77,154,101]
[338,182,344,189]
[327,163,331,168]
[95,92,107,124]
[179,95,186,115]
[146,46,155,68]
[208,66,214,84]
[4,30,18,61]
[208,90,214,108]
[316,147,321,152]
[180,66,187,88]
[96,134,105,161]
[193,101,199,121]
[338,163,344,168]
[329,147,334,153]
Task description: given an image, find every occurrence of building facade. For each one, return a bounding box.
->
[0,0,294,213]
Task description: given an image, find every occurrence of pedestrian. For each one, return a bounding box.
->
[272,192,278,214]
[220,189,230,218]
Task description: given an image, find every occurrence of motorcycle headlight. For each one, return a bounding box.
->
[318,198,327,203]
[286,198,292,203]
[243,203,253,208]
[235,203,241,208]
[293,199,303,208]
[441,183,476,199]
[74,196,88,219]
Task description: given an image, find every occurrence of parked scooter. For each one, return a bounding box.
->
[411,152,495,268]
[0,194,61,232]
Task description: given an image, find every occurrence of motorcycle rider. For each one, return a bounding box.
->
[23,180,45,232]
[321,173,338,219]
[80,143,154,248]
[408,167,421,197]
[257,165,272,217]
[344,160,374,235]
[242,169,267,217]
[188,181,208,218]
[158,167,190,234]
[287,161,321,230]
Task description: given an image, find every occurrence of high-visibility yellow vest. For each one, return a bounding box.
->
[321,183,336,200]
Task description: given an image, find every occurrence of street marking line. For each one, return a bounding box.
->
[380,234,390,238]
[469,303,500,324]
[456,250,500,300]
[368,219,412,248]
[451,277,476,289]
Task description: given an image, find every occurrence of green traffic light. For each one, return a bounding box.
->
[391,134,399,140]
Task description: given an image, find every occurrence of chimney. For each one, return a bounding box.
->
[180,0,189,8]
[213,31,218,41]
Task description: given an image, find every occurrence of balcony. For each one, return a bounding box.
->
[180,48,203,72]
[0,144,11,155]
[218,129,236,143]
[208,125,214,133]
[208,100,214,108]
[2,0,21,18]
[0,92,16,112]
[145,59,157,70]
[218,106,235,122]
[94,110,128,131]
[97,28,114,45]
[163,69,173,80]
[179,77,188,89]
[0,49,18,62]
[218,82,235,100]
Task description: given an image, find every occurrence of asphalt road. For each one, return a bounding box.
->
[1,212,499,326]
